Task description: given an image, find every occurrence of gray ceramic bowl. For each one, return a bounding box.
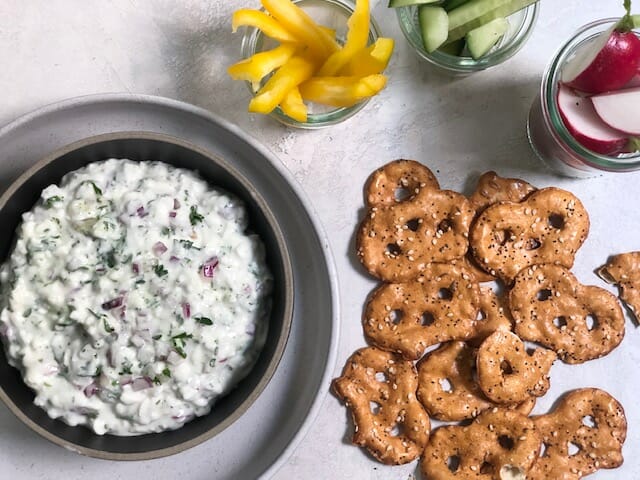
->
[0,132,294,460]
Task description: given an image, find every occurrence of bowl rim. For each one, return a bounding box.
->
[0,130,295,460]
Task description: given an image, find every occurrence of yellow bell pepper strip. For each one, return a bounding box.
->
[279,87,308,122]
[227,43,297,92]
[249,55,316,114]
[299,74,387,108]
[232,9,298,43]
[261,0,339,59]
[318,0,370,76]
[341,37,394,76]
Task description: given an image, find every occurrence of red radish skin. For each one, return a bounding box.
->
[557,84,629,155]
[624,73,640,87]
[563,27,640,94]
[592,87,640,135]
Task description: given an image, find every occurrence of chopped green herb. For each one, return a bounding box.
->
[152,376,162,385]
[171,332,193,358]
[153,263,168,277]
[161,226,173,236]
[178,239,201,250]
[162,367,171,377]
[189,206,204,225]
[89,181,103,196]
[22,308,32,318]
[194,316,213,326]
[88,308,102,319]
[93,365,102,377]
[104,249,117,268]
[103,318,115,333]
[152,334,162,340]
[44,196,63,208]
[111,380,118,386]
[135,279,146,285]
[120,364,132,375]
[44,382,52,388]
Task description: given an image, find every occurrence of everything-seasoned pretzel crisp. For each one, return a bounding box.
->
[470,187,589,283]
[332,347,430,465]
[357,186,474,283]
[476,331,556,405]
[416,341,535,422]
[468,287,514,347]
[468,171,536,213]
[511,264,625,364]
[365,159,440,207]
[598,251,640,322]
[529,388,627,480]
[364,263,480,360]
[421,409,541,480]
[417,341,493,421]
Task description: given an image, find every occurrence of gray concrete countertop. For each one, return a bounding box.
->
[0,1,638,478]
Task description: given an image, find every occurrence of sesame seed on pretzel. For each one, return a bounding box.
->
[421,408,541,480]
[476,330,556,405]
[363,263,480,360]
[470,187,589,284]
[357,186,474,283]
[332,347,430,465]
[529,388,627,480]
[511,264,625,364]
[365,159,440,208]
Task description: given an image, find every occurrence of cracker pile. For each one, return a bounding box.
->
[333,160,628,479]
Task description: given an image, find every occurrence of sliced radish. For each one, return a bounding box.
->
[562,25,640,94]
[557,84,629,155]
[592,87,640,135]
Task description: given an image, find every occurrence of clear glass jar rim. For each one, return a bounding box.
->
[542,17,640,171]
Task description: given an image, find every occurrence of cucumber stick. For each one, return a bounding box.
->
[466,17,508,59]
[419,6,449,53]
[388,0,440,8]
[443,0,471,11]
[447,0,538,42]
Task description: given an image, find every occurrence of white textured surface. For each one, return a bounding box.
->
[0,1,639,479]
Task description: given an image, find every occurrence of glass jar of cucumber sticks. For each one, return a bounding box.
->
[395,1,539,74]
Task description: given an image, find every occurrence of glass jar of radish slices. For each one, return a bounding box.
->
[395,1,539,74]
[528,17,640,177]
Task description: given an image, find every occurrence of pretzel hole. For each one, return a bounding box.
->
[498,435,515,450]
[582,415,597,428]
[394,187,411,202]
[439,378,453,393]
[494,229,514,246]
[537,289,553,301]
[421,312,435,326]
[471,365,479,383]
[389,309,403,325]
[553,316,567,329]
[477,310,487,321]
[500,360,514,376]
[539,442,549,458]
[480,462,494,474]
[389,423,404,437]
[447,455,460,472]
[369,401,381,415]
[586,314,598,331]
[437,218,453,233]
[548,213,565,229]
[568,442,581,456]
[524,237,542,250]
[386,243,401,257]
[375,372,388,383]
[405,218,420,232]
[438,288,454,300]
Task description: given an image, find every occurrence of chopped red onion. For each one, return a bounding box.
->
[102,296,124,310]
[169,211,177,218]
[201,257,219,278]
[136,206,147,217]
[182,302,191,318]
[84,382,99,398]
[153,241,167,256]
[170,255,180,263]
[130,377,153,391]
[218,358,227,364]
[132,262,140,275]
[120,376,132,386]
